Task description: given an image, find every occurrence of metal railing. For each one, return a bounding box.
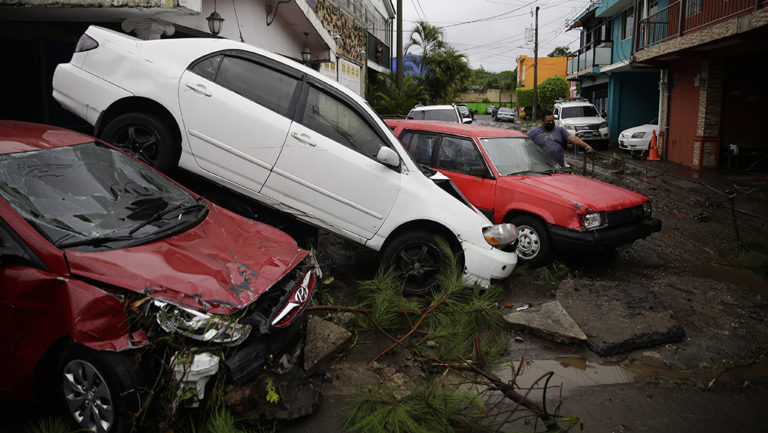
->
[637,0,767,50]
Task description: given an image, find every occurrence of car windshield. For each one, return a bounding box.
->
[561,105,599,118]
[479,136,562,176]
[409,109,458,122]
[498,108,512,113]
[0,142,207,250]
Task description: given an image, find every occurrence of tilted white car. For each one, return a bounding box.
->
[53,26,517,294]
[619,121,659,156]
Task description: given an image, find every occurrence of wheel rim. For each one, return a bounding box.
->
[109,124,160,166]
[390,241,441,295]
[516,225,541,260]
[62,359,115,433]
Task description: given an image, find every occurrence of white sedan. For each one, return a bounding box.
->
[619,121,659,156]
[53,25,518,294]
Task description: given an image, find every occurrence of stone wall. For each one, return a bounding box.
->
[315,0,366,65]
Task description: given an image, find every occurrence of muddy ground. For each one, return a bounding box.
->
[281,117,768,432]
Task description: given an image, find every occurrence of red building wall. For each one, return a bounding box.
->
[666,58,700,166]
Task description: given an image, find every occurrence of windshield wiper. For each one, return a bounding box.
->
[506,169,556,176]
[128,199,208,235]
[58,234,137,249]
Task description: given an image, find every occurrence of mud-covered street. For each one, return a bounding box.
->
[280,116,768,432]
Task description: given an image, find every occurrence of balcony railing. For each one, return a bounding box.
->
[637,0,767,51]
[567,44,612,75]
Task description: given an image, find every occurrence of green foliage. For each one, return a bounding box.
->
[25,417,73,433]
[368,72,426,116]
[516,87,534,110]
[405,21,447,76]
[421,47,471,104]
[548,46,572,57]
[345,379,491,433]
[203,407,247,433]
[535,260,570,285]
[537,75,569,111]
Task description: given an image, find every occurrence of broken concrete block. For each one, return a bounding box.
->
[557,279,685,356]
[304,316,352,375]
[504,301,587,344]
[641,351,664,368]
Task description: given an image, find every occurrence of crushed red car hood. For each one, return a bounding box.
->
[65,205,308,315]
[508,173,648,212]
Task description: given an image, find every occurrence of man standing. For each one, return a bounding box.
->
[527,110,593,166]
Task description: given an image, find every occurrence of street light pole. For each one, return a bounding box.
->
[397,0,403,90]
[532,6,539,122]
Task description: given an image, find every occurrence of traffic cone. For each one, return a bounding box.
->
[648,129,661,161]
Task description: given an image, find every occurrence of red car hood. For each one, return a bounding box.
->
[508,173,648,212]
[65,205,307,315]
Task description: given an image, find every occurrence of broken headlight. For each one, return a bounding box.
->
[483,223,518,248]
[642,200,653,216]
[150,300,251,346]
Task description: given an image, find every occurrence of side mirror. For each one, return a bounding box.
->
[377,146,401,168]
[553,114,559,119]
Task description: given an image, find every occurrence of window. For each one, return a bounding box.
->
[685,0,702,17]
[622,6,635,40]
[398,131,438,165]
[189,55,222,80]
[215,56,298,117]
[436,136,485,175]
[648,0,658,16]
[0,220,40,268]
[302,86,388,158]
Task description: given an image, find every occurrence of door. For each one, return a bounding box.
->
[433,134,497,219]
[178,53,301,193]
[262,81,401,240]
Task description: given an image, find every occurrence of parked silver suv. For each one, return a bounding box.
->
[552,98,609,148]
[407,104,471,124]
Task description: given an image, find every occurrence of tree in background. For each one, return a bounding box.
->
[422,47,471,104]
[368,72,426,116]
[536,76,570,111]
[405,21,446,76]
[548,46,572,57]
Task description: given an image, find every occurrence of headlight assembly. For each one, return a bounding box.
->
[642,200,653,216]
[563,123,575,131]
[599,121,609,129]
[631,131,646,139]
[483,223,518,248]
[582,212,603,229]
[150,300,251,346]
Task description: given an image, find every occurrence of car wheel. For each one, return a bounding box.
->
[510,215,552,267]
[380,230,445,296]
[59,344,145,433]
[100,113,179,172]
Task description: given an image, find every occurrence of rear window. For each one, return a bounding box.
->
[408,109,458,122]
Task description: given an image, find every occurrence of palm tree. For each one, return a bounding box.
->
[405,21,446,76]
[422,47,470,104]
[369,73,426,116]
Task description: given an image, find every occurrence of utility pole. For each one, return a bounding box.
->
[397,0,403,90]
[532,6,539,122]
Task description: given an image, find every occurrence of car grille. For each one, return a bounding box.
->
[575,124,601,131]
[605,205,646,226]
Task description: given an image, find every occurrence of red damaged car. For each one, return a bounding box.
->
[0,121,317,432]
[386,120,661,266]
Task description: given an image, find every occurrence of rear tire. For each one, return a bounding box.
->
[510,215,552,267]
[58,344,146,433]
[100,112,179,172]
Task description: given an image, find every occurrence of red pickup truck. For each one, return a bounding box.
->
[386,119,662,266]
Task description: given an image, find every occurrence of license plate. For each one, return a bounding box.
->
[581,132,593,138]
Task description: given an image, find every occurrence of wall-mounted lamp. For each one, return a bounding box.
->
[206,0,224,36]
[301,32,311,66]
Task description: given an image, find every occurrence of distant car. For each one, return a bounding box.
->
[52,26,518,293]
[553,98,609,149]
[494,107,515,123]
[0,120,317,432]
[386,120,662,266]
[619,120,659,157]
[456,103,474,121]
[407,104,470,124]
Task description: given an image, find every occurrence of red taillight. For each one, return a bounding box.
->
[270,270,316,328]
[75,34,99,53]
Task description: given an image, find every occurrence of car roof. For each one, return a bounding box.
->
[389,119,527,138]
[0,120,95,154]
[411,105,455,111]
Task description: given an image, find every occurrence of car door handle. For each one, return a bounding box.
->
[185,82,212,97]
[290,131,316,147]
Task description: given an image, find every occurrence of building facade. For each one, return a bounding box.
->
[516,55,572,90]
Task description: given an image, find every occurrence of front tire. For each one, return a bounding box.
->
[380,230,446,296]
[100,112,179,172]
[510,215,552,267]
[59,344,146,433]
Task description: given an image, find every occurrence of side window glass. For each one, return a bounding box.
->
[215,56,298,117]
[0,221,38,268]
[189,55,222,81]
[302,86,388,158]
[398,131,437,166]
[436,136,485,175]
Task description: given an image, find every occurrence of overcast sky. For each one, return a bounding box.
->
[399,0,595,72]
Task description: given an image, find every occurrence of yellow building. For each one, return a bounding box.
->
[516,55,572,88]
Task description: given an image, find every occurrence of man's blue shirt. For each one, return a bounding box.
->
[527,125,571,166]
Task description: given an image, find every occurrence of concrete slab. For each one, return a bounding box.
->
[504,301,587,344]
[304,316,352,375]
[557,279,685,356]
